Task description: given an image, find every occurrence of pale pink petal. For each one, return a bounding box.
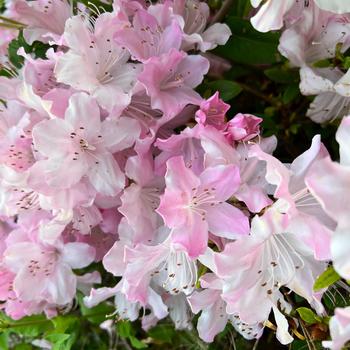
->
[206,203,249,238]
[199,164,241,201]
[61,242,95,269]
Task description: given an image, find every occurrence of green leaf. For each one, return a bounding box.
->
[344,57,350,70]
[46,333,73,350]
[296,307,321,325]
[117,321,147,349]
[0,333,8,350]
[77,293,114,325]
[3,315,52,337]
[116,320,132,338]
[148,324,176,344]
[51,315,78,334]
[206,80,242,101]
[314,266,341,291]
[229,0,252,17]
[129,336,148,349]
[14,344,32,350]
[283,84,300,104]
[214,17,280,65]
[8,31,50,69]
[313,59,332,68]
[264,67,298,84]
[8,31,28,68]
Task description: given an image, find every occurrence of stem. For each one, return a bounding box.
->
[252,338,260,350]
[211,0,235,24]
[0,16,26,26]
[0,319,50,329]
[0,22,23,30]
[0,310,111,330]
[238,82,280,107]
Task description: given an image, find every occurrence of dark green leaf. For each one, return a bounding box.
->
[148,324,176,344]
[206,80,242,101]
[264,67,298,84]
[283,84,300,104]
[214,17,281,65]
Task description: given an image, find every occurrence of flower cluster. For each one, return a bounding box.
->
[251,0,350,123]
[0,0,349,349]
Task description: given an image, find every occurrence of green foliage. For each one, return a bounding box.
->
[206,80,242,101]
[8,31,50,69]
[117,321,147,349]
[314,266,341,291]
[296,308,321,325]
[214,17,281,65]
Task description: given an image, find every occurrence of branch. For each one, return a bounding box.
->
[211,0,234,24]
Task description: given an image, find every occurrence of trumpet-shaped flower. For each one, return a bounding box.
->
[157,156,249,257]
[32,92,140,195]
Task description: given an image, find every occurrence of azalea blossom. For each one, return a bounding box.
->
[138,49,209,117]
[55,14,141,112]
[32,92,140,195]
[323,307,350,350]
[157,156,249,257]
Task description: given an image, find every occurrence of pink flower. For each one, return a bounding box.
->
[323,307,350,350]
[138,49,209,117]
[195,92,230,130]
[169,0,231,52]
[212,209,326,345]
[188,273,263,342]
[114,8,183,62]
[315,0,350,14]
[250,0,302,32]
[226,113,262,142]
[250,135,333,260]
[55,14,141,112]
[157,156,249,257]
[32,92,140,195]
[123,236,198,302]
[3,237,95,305]
[306,117,350,278]
[11,0,71,44]
[119,152,164,244]
[278,7,350,67]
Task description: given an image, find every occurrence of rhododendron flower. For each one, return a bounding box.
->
[138,49,209,117]
[226,113,262,142]
[157,156,249,257]
[249,135,333,260]
[212,209,326,344]
[11,0,71,44]
[169,0,231,52]
[32,92,140,195]
[306,117,350,278]
[0,0,347,346]
[55,14,141,112]
[315,0,350,14]
[278,8,350,67]
[3,237,95,305]
[119,152,164,243]
[188,273,263,342]
[114,8,183,62]
[323,307,350,350]
[250,0,300,33]
[195,92,229,130]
